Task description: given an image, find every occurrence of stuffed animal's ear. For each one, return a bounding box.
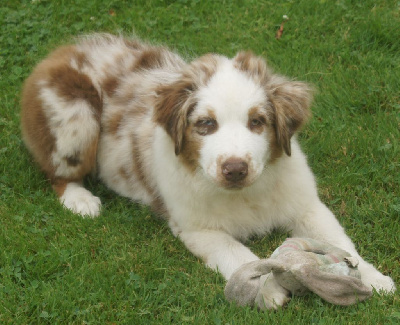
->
[291,264,372,305]
[267,77,313,156]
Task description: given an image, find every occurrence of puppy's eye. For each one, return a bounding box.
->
[195,118,218,135]
[251,119,262,127]
[201,119,215,127]
[248,116,266,132]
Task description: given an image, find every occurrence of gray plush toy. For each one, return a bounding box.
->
[225,238,373,310]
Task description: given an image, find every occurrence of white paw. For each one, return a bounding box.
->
[255,273,291,310]
[359,263,396,293]
[368,273,396,293]
[59,183,101,218]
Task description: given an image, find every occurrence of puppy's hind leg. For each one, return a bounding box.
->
[21,51,102,217]
[46,96,102,218]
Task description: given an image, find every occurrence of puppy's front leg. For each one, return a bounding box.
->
[178,229,293,308]
[292,200,396,293]
[178,230,258,280]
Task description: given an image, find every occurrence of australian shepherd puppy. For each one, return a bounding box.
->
[21,34,395,307]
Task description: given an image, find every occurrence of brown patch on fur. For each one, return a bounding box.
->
[247,106,268,135]
[22,71,57,181]
[52,179,68,197]
[246,106,284,162]
[150,196,168,218]
[267,78,313,156]
[78,138,99,176]
[65,153,81,167]
[21,47,81,180]
[131,134,157,199]
[179,124,202,173]
[193,108,218,136]
[74,50,91,70]
[114,87,136,107]
[127,106,148,118]
[56,138,99,181]
[124,39,145,51]
[48,64,102,119]
[179,108,218,172]
[120,131,164,213]
[206,108,217,121]
[233,51,271,83]
[105,110,124,136]
[119,166,130,180]
[102,75,120,97]
[21,45,100,189]
[154,78,196,155]
[132,47,166,71]
[189,54,221,85]
[266,127,284,163]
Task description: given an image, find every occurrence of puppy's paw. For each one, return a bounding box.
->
[359,264,396,293]
[60,183,101,217]
[368,273,396,294]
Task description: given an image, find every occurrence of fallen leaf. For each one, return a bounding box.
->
[275,15,289,40]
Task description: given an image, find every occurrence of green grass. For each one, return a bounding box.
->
[1,0,399,323]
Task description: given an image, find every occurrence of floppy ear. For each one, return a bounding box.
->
[267,76,313,156]
[233,51,272,83]
[154,78,195,155]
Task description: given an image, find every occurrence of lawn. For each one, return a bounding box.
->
[1,0,399,324]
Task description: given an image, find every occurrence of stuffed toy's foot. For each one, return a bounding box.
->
[224,260,291,310]
[255,273,291,310]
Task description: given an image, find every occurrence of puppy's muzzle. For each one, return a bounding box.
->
[222,158,248,184]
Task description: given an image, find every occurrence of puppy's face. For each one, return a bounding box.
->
[155,52,312,190]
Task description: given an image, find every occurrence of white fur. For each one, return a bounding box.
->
[59,182,101,217]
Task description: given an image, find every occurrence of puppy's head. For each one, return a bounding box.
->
[155,51,312,189]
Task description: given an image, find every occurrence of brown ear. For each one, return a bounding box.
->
[154,78,195,155]
[267,76,313,156]
[233,51,272,83]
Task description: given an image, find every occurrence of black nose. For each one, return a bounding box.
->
[222,159,248,183]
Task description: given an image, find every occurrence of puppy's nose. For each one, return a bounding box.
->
[222,159,248,182]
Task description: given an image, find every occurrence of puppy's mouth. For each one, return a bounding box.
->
[221,180,249,190]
